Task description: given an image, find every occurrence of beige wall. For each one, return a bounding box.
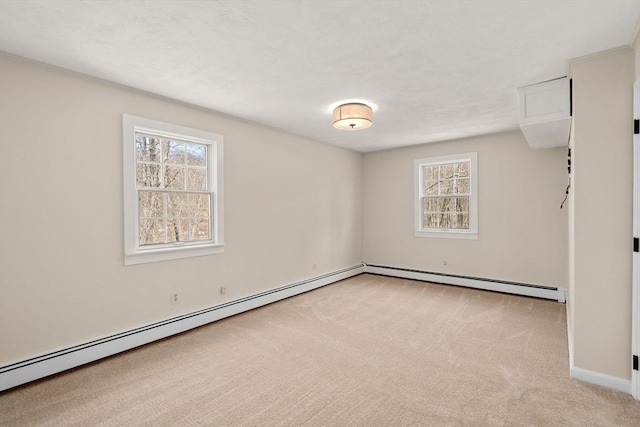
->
[635,39,639,79]
[2,46,634,387]
[0,55,363,363]
[570,47,634,379]
[362,131,568,287]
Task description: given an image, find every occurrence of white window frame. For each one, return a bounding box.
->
[123,114,224,265]
[414,152,478,239]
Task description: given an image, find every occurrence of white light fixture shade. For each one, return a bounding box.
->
[332,103,373,130]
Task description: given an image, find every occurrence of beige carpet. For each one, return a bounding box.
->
[1,274,639,426]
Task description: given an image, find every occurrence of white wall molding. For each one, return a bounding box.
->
[0,264,364,391]
[8,263,631,396]
[364,264,566,302]
[565,288,632,395]
[566,300,574,370]
[570,366,632,395]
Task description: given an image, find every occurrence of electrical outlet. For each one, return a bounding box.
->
[170,292,179,305]
[313,263,317,270]
[220,286,226,295]
[443,260,448,267]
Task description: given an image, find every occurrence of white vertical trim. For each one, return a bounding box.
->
[632,79,640,400]
[566,298,574,370]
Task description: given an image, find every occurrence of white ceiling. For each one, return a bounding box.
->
[1,1,638,152]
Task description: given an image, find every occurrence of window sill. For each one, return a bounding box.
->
[414,230,478,240]
[124,243,224,265]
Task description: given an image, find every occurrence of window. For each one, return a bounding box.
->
[123,115,224,265]
[414,153,478,239]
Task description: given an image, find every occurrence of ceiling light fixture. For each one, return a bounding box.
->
[332,103,373,130]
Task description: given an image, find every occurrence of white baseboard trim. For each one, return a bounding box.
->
[364,264,566,302]
[570,366,632,394]
[565,292,631,395]
[0,264,364,391]
[367,265,632,395]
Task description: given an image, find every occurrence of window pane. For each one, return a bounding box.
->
[455,162,469,178]
[423,213,439,229]
[167,193,189,217]
[163,140,186,164]
[455,178,469,194]
[452,213,469,229]
[136,164,161,188]
[166,219,189,243]
[440,164,454,179]
[454,197,469,212]
[439,197,453,212]
[136,135,161,162]
[423,165,438,180]
[187,143,207,166]
[190,194,210,217]
[424,181,438,196]
[440,180,453,195]
[191,219,210,240]
[187,168,207,191]
[139,191,164,218]
[164,166,185,189]
[439,213,452,229]
[139,219,165,245]
[422,197,438,213]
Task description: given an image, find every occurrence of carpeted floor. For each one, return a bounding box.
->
[1,274,639,426]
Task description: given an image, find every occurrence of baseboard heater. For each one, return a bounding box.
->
[364,264,566,302]
[0,264,365,391]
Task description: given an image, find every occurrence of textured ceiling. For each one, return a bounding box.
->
[1,1,638,152]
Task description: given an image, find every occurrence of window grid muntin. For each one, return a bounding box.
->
[136,134,208,190]
[420,160,471,231]
[135,131,212,248]
[421,196,470,230]
[137,190,212,247]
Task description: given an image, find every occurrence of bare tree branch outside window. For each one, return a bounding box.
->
[421,161,470,230]
[136,134,210,246]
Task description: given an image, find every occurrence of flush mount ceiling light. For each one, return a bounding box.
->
[332,103,373,130]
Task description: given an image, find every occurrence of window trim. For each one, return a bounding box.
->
[414,152,478,239]
[123,114,224,265]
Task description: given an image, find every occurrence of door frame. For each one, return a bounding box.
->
[632,78,639,400]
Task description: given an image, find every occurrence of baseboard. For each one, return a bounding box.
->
[364,264,566,302]
[366,265,632,394]
[565,292,632,395]
[0,264,364,391]
[570,366,632,394]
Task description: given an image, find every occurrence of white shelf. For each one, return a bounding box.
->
[518,77,572,149]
